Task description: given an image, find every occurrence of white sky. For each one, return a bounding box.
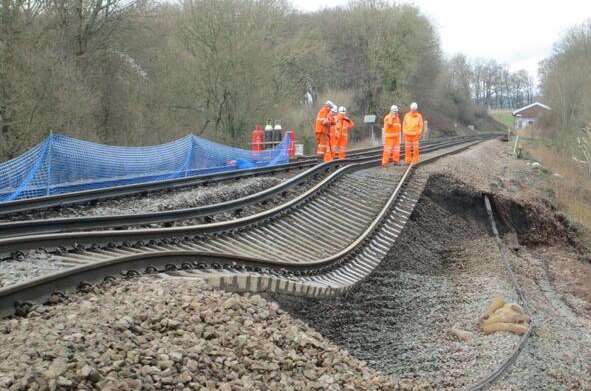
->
[293,0,591,81]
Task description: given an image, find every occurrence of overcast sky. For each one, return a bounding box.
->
[293,0,591,80]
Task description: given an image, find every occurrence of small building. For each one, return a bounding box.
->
[512,102,551,130]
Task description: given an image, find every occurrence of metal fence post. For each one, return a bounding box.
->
[46,131,53,196]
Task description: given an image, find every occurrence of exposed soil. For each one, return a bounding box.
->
[539,246,591,318]
[426,139,591,314]
[492,193,582,250]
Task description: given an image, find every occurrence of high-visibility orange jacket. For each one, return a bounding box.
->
[315,106,331,135]
[325,111,336,141]
[402,111,424,136]
[383,113,401,137]
[325,111,336,127]
[335,114,355,139]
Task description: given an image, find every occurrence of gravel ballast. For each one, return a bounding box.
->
[0,278,412,390]
[2,176,284,221]
[0,175,291,288]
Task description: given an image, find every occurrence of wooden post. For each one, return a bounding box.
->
[513,135,520,158]
[579,136,591,177]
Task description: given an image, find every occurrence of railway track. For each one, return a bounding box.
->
[0,144,384,217]
[0,138,464,238]
[0,135,497,316]
[0,137,481,254]
[0,136,470,220]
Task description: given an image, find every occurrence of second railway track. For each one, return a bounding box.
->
[0,135,496,316]
[0,144,386,218]
[0,137,478,238]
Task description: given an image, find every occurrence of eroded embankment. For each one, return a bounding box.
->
[273,173,587,390]
[490,189,583,251]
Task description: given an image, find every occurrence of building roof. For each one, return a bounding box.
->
[512,102,551,116]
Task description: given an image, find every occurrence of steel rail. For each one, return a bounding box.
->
[0,138,461,237]
[0,137,480,255]
[0,136,494,316]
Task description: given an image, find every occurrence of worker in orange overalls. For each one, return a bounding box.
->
[251,124,264,153]
[382,105,402,165]
[335,106,355,159]
[315,100,333,157]
[402,102,424,164]
[324,104,338,162]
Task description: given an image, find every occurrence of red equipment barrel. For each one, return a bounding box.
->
[251,125,264,153]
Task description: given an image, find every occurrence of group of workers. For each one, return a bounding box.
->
[383,102,424,165]
[315,101,355,162]
[315,101,424,165]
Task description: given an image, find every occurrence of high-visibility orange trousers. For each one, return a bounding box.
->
[321,132,334,162]
[338,134,348,159]
[404,134,421,164]
[316,132,327,156]
[382,135,401,165]
[324,139,335,162]
[324,129,339,162]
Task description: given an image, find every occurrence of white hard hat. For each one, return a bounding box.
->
[274,124,282,131]
[330,104,338,113]
[338,106,346,114]
[325,100,334,106]
[390,105,399,113]
[410,102,418,111]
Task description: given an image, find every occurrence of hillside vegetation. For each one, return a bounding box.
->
[516,20,591,232]
[539,20,591,151]
[0,0,505,160]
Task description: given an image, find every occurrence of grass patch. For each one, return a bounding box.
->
[489,111,513,129]
[520,137,591,234]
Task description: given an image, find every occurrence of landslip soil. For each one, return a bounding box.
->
[277,139,591,389]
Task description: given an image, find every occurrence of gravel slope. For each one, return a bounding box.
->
[0,278,408,390]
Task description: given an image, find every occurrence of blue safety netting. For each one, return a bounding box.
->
[0,132,290,202]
